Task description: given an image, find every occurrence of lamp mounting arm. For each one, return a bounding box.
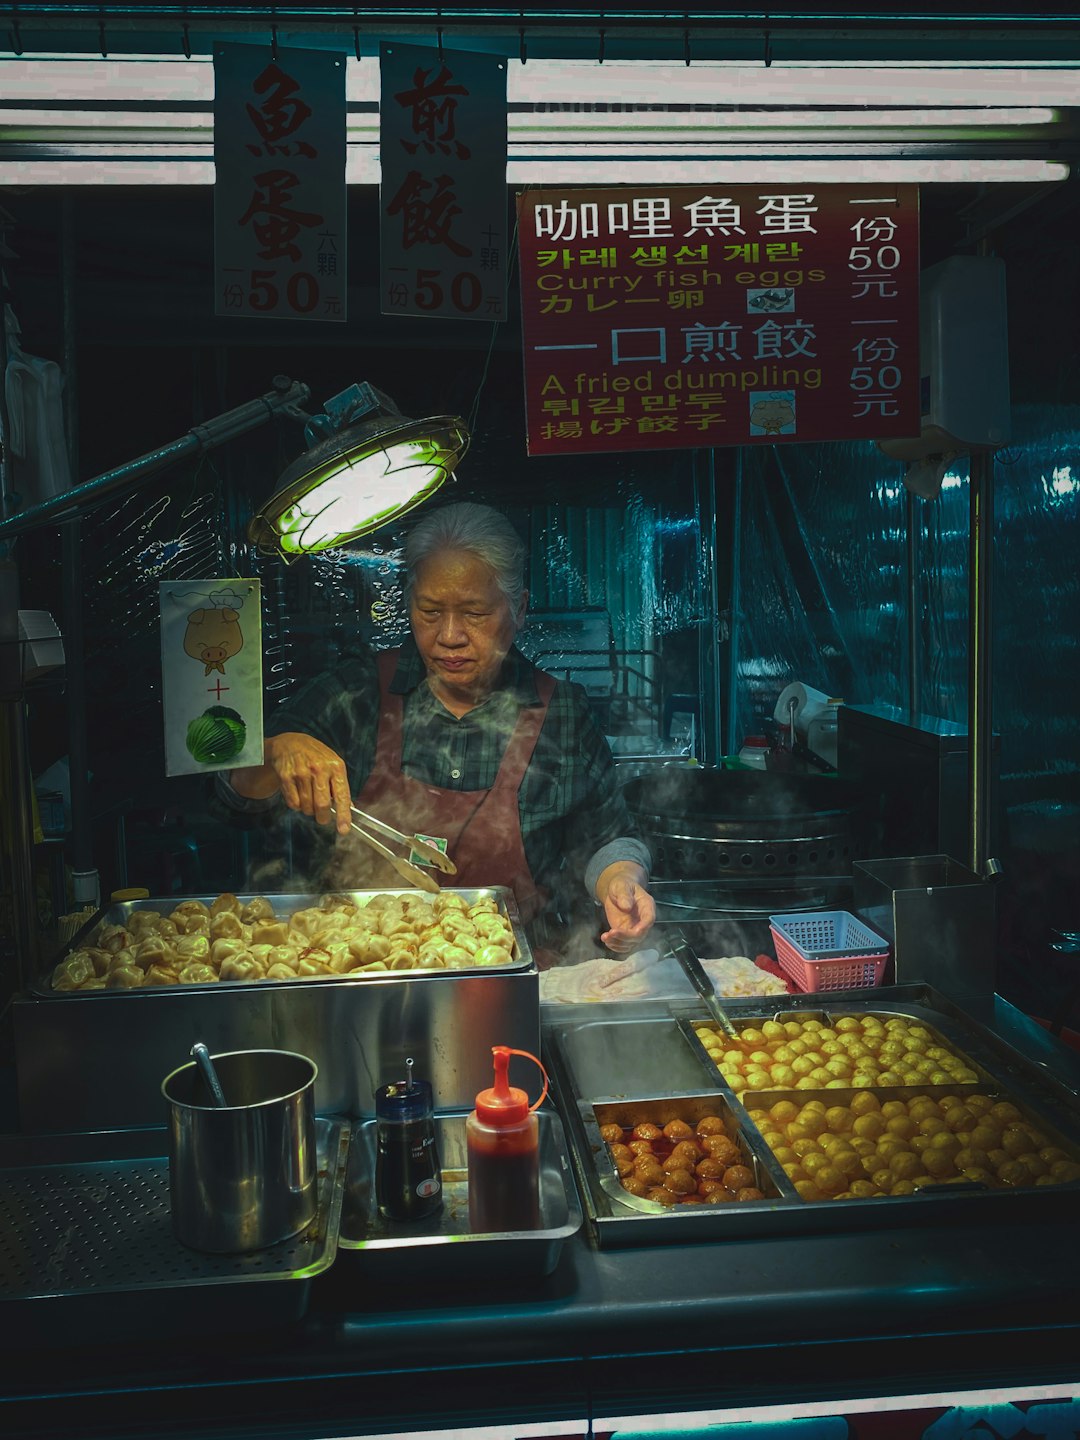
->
[0,375,312,544]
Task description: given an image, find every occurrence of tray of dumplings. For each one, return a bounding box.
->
[38,888,531,996]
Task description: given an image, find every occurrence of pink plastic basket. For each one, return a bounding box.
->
[769,911,890,993]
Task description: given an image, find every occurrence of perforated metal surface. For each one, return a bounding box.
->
[0,1119,349,1301]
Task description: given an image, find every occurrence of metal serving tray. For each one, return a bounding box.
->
[34,888,532,997]
[0,1117,350,1350]
[543,987,1080,1248]
[16,889,540,1130]
[337,1109,581,1281]
[547,1014,714,1099]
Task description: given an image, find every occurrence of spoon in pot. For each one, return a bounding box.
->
[190,1042,228,1107]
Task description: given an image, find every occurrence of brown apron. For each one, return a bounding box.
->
[325,651,556,924]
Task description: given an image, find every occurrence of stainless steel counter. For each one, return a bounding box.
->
[0,995,1078,1437]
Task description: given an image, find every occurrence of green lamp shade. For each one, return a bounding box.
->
[249,412,469,559]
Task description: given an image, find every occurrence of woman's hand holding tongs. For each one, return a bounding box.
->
[259,732,354,835]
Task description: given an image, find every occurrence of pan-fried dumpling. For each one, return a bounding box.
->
[325,942,354,973]
[83,946,114,977]
[52,952,97,990]
[210,910,245,940]
[98,923,132,955]
[474,912,512,941]
[362,893,397,912]
[346,958,388,973]
[175,934,211,961]
[127,910,164,940]
[105,964,144,988]
[132,935,175,971]
[267,944,299,970]
[144,963,181,986]
[220,955,267,983]
[210,937,248,967]
[178,962,218,985]
[289,908,326,939]
[210,892,242,917]
[440,945,472,969]
[172,899,210,919]
[248,943,274,965]
[266,961,299,980]
[468,897,499,917]
[319,892,357,914]
[309,915,350,947]
[79,977,107,990]
[252,920,290,947]
[474,944,513,967]
[387,951,417,971]
[171,910,210,936]
[433,893,468,917]
[297,954,334,976]
[347,933,391,965]
[240,896,275,924]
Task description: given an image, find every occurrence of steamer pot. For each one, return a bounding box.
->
[623,767,862,882]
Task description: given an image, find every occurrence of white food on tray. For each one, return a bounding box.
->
[540,953,788,1004]
[700,955,789,998]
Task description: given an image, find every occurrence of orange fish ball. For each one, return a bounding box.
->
[769,1100,800,1124]
[852,1112,886,1140]
[954,1147,991,1172]
[919,1148,955,1179]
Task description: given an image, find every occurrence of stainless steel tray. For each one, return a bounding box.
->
[544,987,1080,1248]
[547,1014,720,1100]
[338,1110,581,1281]
[34,888,533,998]
[0,1116,350,1347]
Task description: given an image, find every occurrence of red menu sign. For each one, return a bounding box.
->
[517,184,920,456]
[214,43,347,322]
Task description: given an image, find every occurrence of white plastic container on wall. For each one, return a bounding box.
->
[878,253,1011,469]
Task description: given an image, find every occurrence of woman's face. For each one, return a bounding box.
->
[410,548,525,712]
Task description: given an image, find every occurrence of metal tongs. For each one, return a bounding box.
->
[667,932,743,1041]
[333,804,457,895]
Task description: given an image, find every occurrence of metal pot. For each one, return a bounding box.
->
[623,767,862,882]
[162,1048,318,1254]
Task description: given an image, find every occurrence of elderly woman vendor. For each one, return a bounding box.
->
[226,502,655,956]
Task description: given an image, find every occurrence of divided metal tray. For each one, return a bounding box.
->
[544,986,1080,1248]
[338,1109,581,1281]
[0,1116,351,1347]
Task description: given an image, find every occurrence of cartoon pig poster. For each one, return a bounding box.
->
[160,581,264,776]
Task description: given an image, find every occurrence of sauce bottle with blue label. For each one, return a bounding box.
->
[375,1058,442,1222]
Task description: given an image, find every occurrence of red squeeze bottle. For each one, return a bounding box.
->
[466,1046,549,1233]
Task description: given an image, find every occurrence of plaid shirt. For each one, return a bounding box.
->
[231,640,649,906]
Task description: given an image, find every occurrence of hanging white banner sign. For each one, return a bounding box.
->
[214,42,347,322]
[379,43,507,323]
[160,580,264,777]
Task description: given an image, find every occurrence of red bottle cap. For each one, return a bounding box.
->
[474,1046,549,1126]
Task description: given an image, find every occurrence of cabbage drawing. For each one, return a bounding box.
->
[186,705,247,765]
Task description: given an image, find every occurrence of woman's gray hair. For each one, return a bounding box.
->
[404,502,526,610]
